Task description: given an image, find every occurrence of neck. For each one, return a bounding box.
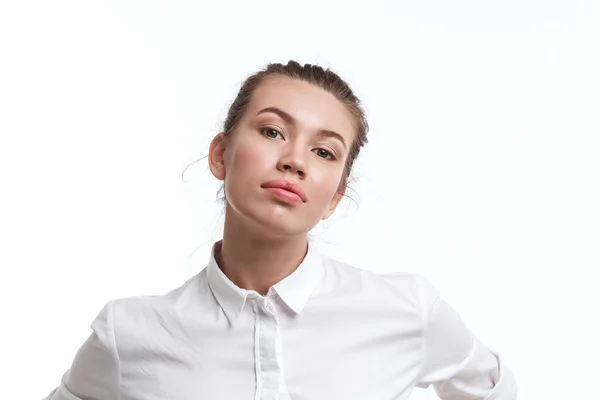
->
[217,205,308,296]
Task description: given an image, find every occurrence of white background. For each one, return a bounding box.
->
[1,1,598,399]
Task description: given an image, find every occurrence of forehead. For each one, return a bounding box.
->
[246,77,356,139]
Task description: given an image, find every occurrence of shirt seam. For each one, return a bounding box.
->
[107,299,123,400]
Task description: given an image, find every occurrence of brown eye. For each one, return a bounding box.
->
[314,148,333,159]
[261,128,283,139]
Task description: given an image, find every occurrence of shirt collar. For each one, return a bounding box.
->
[206,237,324,324]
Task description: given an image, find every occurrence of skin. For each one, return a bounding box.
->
[208,76,356,296]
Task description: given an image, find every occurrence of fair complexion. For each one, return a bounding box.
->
[208,76,356,295]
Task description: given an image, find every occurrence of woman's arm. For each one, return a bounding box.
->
[414,276,517,400]
[44,301,121,400]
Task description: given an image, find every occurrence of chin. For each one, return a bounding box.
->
[226,191,317,238]
[243,203,311,238]
[255,208,310,238]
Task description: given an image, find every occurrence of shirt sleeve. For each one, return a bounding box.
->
[43,300,121,400]
[414,276,517,400]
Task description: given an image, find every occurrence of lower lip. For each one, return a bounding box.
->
[264,187,303,204]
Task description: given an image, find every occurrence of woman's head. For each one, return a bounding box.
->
[208,61,369,238]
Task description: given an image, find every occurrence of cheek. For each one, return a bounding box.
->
[225,140,267,174]
[312,168,345,206]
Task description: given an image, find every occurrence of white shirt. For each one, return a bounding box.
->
[44,239,517,400]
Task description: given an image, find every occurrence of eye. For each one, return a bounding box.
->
[313,148,334,160]
[261,128,283,139]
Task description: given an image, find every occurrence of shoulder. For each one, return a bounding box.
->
[95,271,206,347]
[114,272,201,313]
[319,254,440,316]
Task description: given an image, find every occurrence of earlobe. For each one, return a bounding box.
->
[208,132,227,181]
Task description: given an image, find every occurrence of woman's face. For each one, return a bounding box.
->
[209,76,356,238]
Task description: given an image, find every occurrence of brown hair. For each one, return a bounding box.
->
[221,60,368,190]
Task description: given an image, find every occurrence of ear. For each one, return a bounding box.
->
[208,132,227,181]
[322,185,346,220]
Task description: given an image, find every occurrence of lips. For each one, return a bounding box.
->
[261,180,307,202]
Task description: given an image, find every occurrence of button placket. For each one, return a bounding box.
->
[251,295,285,400]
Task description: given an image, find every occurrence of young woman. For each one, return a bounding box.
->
[45,61,517,400]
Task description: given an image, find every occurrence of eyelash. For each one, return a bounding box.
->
[260,128,336,160]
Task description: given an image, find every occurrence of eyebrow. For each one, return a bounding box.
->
[256,106,347,149]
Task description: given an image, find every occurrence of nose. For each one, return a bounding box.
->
[277,142,307,178]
